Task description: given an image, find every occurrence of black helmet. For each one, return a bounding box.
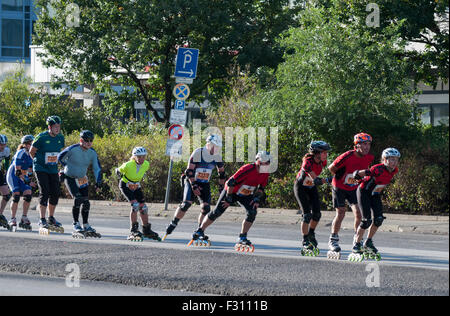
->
[309,141,331,153]
[80,130,94,141]
[46,115,62,126]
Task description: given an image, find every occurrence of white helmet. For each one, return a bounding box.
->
[206,134,222,147]
[382,148,401,159]
[255,151,272,163]
[132,146,147,156]
[0,134,8,144]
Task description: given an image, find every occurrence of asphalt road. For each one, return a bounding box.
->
[0,213,448,296]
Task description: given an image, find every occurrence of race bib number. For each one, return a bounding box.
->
[344,174,359,186]
[302,175,314,187]
[75,176,89,188]
[195,168,212,182]
[372,185,386,194]
[127,182,141,191]
[237,185,256,197]
[45,152,59,165]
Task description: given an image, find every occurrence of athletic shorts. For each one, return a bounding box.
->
[332,186,357,208]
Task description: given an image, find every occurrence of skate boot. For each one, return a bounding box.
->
[142,223,161,241]
[327,234,341,260]
[0,214,10,231]
[8,218,17,232]
[72,222,86,239]
[162,220,177,241]
[234,234,255,253]
[301,235,319,257]
[83,223,102,238]
[127,222,143,242]
[363,239,381,261]
[188,228,210,247]
[38,218,49,235]
[48,216,64,233]
[348,241,364,262]
[19,216,32,231]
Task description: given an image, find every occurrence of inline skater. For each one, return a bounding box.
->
[327,133,374,259]
[6,135,36,231]
[163,134,226,240]
[0,134,12,230]
[294,141,332,256]
[58,130,102,238]
[30,115,65,233]
[116,146,160,242]
[190,151,271,252]
[348,148,400,262]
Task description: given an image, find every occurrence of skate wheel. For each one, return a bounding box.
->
[161,234,168,241]
[187,239,195,247]
[249,245,255,253]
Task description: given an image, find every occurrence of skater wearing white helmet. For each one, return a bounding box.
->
[116,146,160,242]
[189,151,272,251]
[163,134,226,240]
[348,148,400,262]
[0,134,12,230]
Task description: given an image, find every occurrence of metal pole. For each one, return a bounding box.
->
[164,158,174,211]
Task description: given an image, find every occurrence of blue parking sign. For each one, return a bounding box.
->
[175,100,185,110]
[174,48,199,79]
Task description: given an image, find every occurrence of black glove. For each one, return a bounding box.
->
[224,194,234,204]
[352,170,362,181]
[115,168,122,178]
[313,177,324,186]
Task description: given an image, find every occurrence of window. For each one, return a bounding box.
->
[0,0,35,60]
[420,104,449,126]
[2,0,23,12]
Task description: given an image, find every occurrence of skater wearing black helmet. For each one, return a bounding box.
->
[294,141,332,256]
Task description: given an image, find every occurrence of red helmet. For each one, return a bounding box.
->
[354,133,372,145]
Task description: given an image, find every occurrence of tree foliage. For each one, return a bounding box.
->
[33,0,302,125]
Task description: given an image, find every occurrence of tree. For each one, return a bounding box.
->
[33,0,302,126]
[315,0,449,87]
[250,5,422,157]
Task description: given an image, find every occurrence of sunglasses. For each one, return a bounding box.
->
[83,138,94,143]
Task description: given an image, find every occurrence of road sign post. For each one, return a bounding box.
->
[164,47,199,211]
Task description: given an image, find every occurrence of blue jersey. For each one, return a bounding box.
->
[58,144,102,184]
[188,147,224,183]
[6,148,34,193]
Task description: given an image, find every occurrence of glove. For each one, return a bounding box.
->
[325,176,333,184]
[313,177,324,186]
[115,168,122,178]
[191,183,202,196]
[352,170,362,181]
[224,194,234,204]
[58,170,65,183]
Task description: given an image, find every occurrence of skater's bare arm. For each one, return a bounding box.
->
[29,146,38,159]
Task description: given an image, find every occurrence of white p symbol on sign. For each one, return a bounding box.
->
[183,54,192,68]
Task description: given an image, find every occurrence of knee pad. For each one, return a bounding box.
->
[360,219,373,230]
[2,193,11,202]
[302,212,313,224]
[312,212,322,222]
[208,207,225,222]
[139,204,148,215]
[81,200,90,212]
[179,201,192,212]
[246,209,257,223]
[131,202,140,213]
[12,194,21,203]
[201,203,211,215]
[23,194,32,203]
[373,216,385,227]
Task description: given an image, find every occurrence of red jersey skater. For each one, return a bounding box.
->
[349,148,400,261]
[327,133,374,259]
[294,141,332,256]
[190,151,272,252]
